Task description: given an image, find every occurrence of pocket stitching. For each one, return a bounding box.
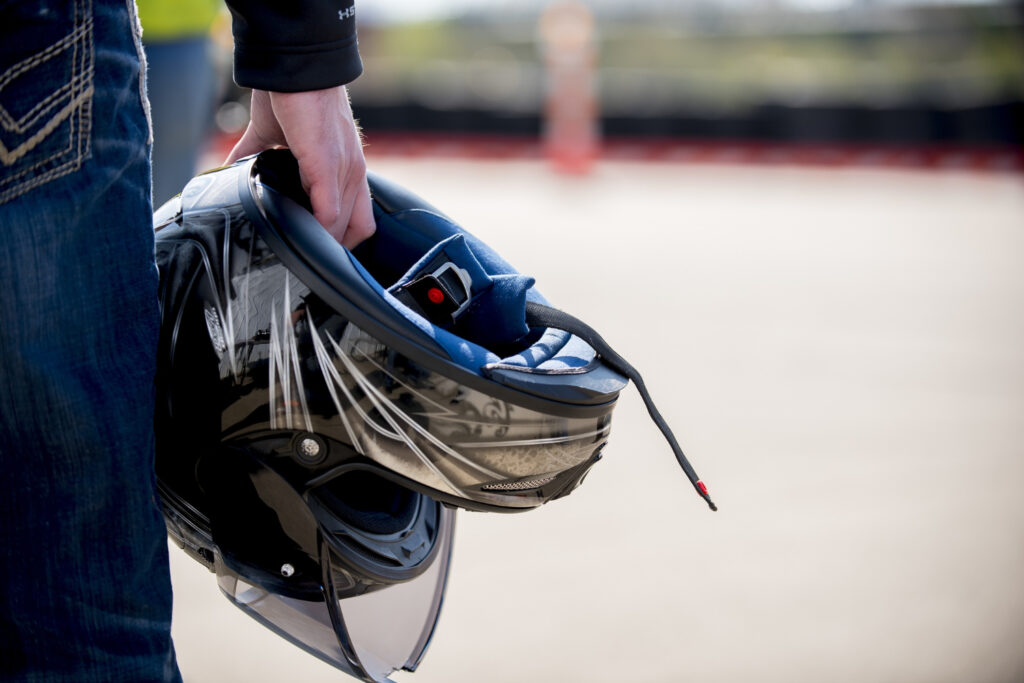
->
[0,0,93,204]
[0,86,91,171]
[0,154,83,205]
[0,20,91,134]
[0,16,91,173]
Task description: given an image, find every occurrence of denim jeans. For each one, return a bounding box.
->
[0,1,181,680]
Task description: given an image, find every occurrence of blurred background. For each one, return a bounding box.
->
[144,1,1024,682]
[354,0,1023,146]
[194,0,1023,181]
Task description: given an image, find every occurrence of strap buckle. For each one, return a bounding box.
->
[400,261,474,323]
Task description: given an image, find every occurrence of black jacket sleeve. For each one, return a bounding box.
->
[224,0,362,92]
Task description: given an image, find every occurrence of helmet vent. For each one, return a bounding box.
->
[481,475,556,492]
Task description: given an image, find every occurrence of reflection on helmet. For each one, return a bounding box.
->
[153,150,631,681]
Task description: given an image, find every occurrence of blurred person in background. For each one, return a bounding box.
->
[0,2,373,681]
[137,0,222,206]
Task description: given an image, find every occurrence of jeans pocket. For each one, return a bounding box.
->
[0,0,94,206]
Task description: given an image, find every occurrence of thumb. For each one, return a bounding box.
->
[224,124,274,165]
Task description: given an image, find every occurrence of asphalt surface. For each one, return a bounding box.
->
[169,158,1024,683]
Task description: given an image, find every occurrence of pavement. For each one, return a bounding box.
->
[168,158,1024,683]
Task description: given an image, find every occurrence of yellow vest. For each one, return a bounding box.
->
[137,0,221,42]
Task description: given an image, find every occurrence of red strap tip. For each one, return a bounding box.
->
[697,480,709,496]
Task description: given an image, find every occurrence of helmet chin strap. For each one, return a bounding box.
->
[524,302,718,512]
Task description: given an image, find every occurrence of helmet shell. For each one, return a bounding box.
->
[155,150,627,515]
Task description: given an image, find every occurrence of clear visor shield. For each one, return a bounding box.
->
[214,507,455,682]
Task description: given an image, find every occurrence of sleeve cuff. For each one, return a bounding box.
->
[233,36,363,92]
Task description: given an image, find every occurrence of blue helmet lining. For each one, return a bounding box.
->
[349,208,595,374]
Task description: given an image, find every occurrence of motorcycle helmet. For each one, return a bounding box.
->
[153,148,714,679]
[155,149,713,515]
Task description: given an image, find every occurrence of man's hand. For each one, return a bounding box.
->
[225,86,375,249]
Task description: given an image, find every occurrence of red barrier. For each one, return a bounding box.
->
[204,130,1024,173]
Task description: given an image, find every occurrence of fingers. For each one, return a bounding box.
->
[222,87,376,249]
[282,88,374,247]
[224,125,267,165]
[305,167,343,239]
[341,179,376,250]
[306,160,375,248]
[224,90,283,165]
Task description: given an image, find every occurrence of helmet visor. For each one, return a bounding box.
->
[215,506,455,682]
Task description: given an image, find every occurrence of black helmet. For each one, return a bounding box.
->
[153,148,714,677]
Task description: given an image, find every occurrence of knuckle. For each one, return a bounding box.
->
[353,219,376,240]
[315,204,341,229]
[351,155,367,172]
